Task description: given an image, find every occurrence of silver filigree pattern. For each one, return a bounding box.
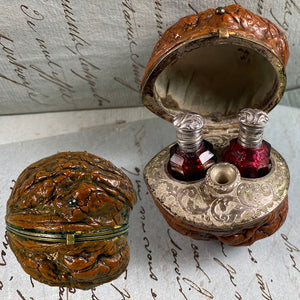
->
[144,137,289,232]
[205,163,241,194]
[173,112,205,153]
[173,112,205,131]
[238,108,269,127]
[238,108,269,147]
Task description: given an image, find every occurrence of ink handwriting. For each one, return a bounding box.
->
[182,278,213,299]
[135,179,142,201]
[91,287,100,300]
[168,229,213,299]
[0,232,8,267]
[256,273,273,300]
[151,288,157,299]
[17,289,34,300]
[0,32,46,105]
[20,3,74,105]
[281,233,300,272]
[68,287,76,294]
[113,76,139,93]
[58,287,65,300]
[30,276,35,288]
[213,257,242,298]
[270,0,300,31]
[61,0,108,105]
[111,283,130,299]
[213,257,236,287]
[248,248,258,264]
[191,242,211,282]
[154,1,163,38]
[121,0,145,90]
[20,4,44,33]
[140,206,158,281]
[257,0,264,14]
[121,167,140,177]
[235,291,242,299]
[220,242,227,257]
[188,3,199,15]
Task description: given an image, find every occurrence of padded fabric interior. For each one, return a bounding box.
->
[154,44,277,123]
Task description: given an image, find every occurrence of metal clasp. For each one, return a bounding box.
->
[218,28,229,39]
[66,234,75,245]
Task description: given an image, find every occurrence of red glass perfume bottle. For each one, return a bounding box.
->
[223,108,271,178]
[168,112,216,181]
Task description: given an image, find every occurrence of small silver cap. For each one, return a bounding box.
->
[173,112,204,152]
[238,108,269,147]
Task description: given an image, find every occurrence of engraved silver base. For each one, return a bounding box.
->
[144,133,289,236]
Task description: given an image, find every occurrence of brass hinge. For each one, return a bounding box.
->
[218,28,229,39]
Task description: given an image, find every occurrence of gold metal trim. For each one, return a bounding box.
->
[6,222,129,244]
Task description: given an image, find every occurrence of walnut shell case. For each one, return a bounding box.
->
[6,152,136,289]
[141,4,289,246]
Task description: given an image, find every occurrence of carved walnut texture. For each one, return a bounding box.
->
[141,4,289,87]
[153,194,288,246]
[6,152,136,289]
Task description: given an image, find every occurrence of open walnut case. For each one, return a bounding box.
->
[141,5,290,246]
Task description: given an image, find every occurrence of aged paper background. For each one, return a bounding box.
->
[0,0,299,114]
[0,105,299,299]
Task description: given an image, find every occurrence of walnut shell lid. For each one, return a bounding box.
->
[5,151,137,289]
[141,4,289,127]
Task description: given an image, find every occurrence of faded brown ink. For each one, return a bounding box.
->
[151,288,157,299]
[182,277,214,299]
[134,125,146,155]
[213,257,237,287]
[257,0,264,14]
[0,32,46,105]
[256,273,273,300]
[248,248,258,264]
[113,76,139,93]
[154,1,163,38]
[168,229,214,299]
[91,287,100,300]
[121,167,140,177]
[61,0,108,106]
[30,276,35,288]
[111,283,131,299]
[213,257,242,298]
[0,232,9,267]
[191,242,211,282]
[140,206,158,281]
[188,3,199,15]
[121,0,145,90]
[281,233,300,272]
[58,287,65,300]
[270,0,300,31]
[220,242,227,257]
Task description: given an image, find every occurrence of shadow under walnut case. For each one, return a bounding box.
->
[141,4,289,246]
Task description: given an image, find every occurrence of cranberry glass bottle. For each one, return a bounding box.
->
[168,112,216,181]
[223,108,271,178]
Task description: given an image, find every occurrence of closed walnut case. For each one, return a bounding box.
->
[6,151,136,289]
[141,4,289,246]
